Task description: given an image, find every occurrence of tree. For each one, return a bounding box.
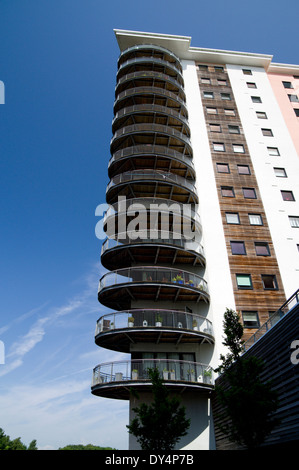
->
[126,368,190,451]
[0,428,37,450]
[214,309,280,449]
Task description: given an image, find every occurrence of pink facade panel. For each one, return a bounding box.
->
[267,72,299,156]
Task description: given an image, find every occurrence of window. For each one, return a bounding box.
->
[261,274,278,290]
[206,107,218,114]
[226,212,240,224]
[203,91,214,99]
[242,311,260,328]
[221,186,235,197]
[251,96,262,103]
[209,123,221,132]
[232,144,245,153]
[218,79,227,86]
[224,108,235,116]
[228,125,240,134]
[243,187,257,198]
[283,81,293,89]
[274,167,287,177]
[289,216,299,228]
[242,69,252,75]
[294,109,299,117]
[201,77,211,84]
[198,64,208,71]
[237,164,251,175]
[247,82,257,88]
[288,94,299,102]
[221,93,231,100]
[249,213,263,225]
[213,142,225,151]
[231,241,246,255]
[236,274,252,289]
[216,163,230,173]
[262,128,273,136]
[215,66,224,72]
[281,190,295,201]
[267,146,280,156]
[297,244,299,252]
[255,242,270,256]
[256,111,267,119]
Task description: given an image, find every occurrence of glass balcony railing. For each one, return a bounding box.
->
[92,359,214,387]
[98,266,209,296]
[112,104,190,134]
[106,170,197,197]
[101,232,204,260]
[109,145,194,174]
[102,197,202,234]
[115,71,185,98]
[95,309,213,337]
[118,45,182,73]
[111,123,191,150]
[114,86,188,114]
[117,57,184,85]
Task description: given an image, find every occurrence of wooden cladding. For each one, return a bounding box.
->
[196,63,286,341]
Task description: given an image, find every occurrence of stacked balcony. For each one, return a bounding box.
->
[92,44,213,400]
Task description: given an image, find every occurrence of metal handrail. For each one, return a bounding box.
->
[92,358,214,386]
[243,288,299,351]
[95,309,213,337]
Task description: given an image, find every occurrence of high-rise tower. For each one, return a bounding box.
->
[92,30,299,450]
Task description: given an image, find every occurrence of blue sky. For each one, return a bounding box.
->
[0,0,298,450]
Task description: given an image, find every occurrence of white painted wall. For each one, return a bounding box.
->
[182,60,235,367]
[227,65,299,299]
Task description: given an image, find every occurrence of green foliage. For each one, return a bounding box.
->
[0,428,38,450]
[215,308,280,449]
[214,308,244,374]
[126,368,190,451]
[58,444,116,450]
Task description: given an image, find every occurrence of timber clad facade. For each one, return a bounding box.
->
[197,63,286,341]
[91,30,299,450]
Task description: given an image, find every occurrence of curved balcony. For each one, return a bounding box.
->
[95,309,214,352]
[91,359,214,399]
[117,57,184,86]
[110,123,192,157]
[108,144,195,180]
[101,231,205,270]
[98,266,209,310]
[112,104,190,137]
[106,170,198,205]
[115,71,186,101]
[118,44,182,74]
[102,197,202,238]
[114,86,188,116]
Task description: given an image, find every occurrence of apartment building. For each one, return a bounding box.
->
[91,30,299,450]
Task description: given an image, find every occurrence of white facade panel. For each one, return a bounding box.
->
[227,64,299,298]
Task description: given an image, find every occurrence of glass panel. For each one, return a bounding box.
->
[237,274,251,287]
